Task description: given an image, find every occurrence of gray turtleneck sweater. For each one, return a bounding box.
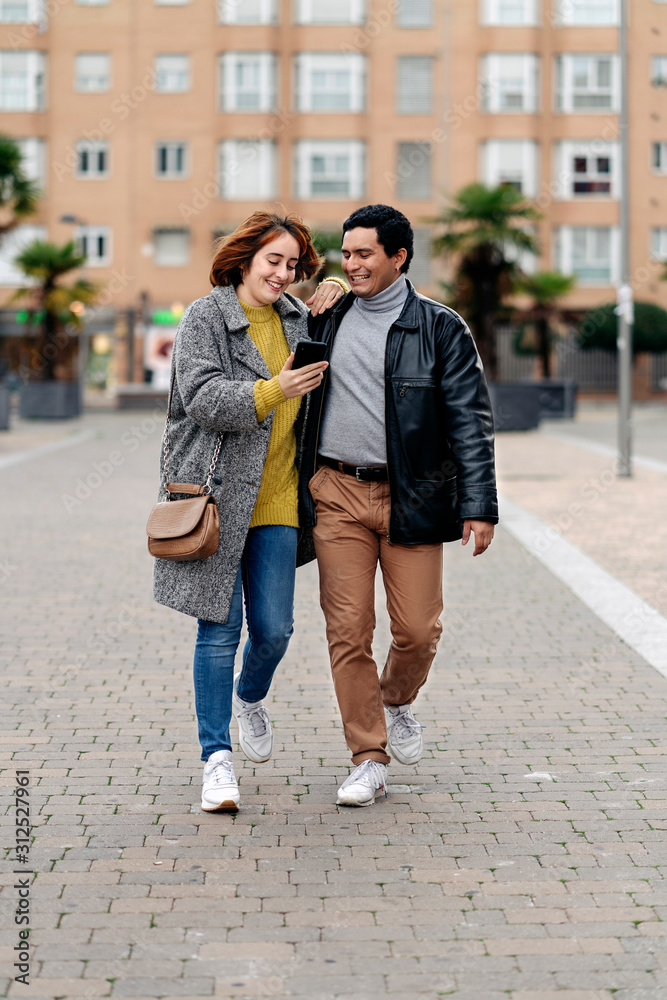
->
[318,274,409,467]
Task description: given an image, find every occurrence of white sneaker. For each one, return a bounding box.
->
[232,672,273,763]
[384,704,424,765]
[336,760,388,807]
[201,750,239,812]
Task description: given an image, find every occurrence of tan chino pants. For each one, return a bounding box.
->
[310,465,443,765]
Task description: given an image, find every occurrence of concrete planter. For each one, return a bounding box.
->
[529,378,577,420]
[19,381,82,419]
[487,382,541,432]
[0,385,10,430]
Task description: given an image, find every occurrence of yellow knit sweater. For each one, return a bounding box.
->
[241,301,301,529]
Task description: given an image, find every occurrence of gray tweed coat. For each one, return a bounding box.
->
[152,283,314,624]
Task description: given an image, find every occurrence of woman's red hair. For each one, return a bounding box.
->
[209,210,324,287]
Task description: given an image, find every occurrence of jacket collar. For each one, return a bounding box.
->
[210,283,304,333]
[328,278,421,331]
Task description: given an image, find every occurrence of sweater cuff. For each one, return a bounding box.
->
[318,276,349,294]
[254,376,286,422]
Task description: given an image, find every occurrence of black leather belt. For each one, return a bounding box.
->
[318,455,388,482]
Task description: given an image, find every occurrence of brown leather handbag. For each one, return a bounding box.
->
[146,369,223,562]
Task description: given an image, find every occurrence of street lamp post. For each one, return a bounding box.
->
[617,0,633,477]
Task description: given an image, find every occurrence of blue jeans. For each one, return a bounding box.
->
[193,525,298,761]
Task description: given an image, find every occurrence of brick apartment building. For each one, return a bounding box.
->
[0,0,666,385]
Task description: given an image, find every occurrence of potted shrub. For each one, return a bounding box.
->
[11,239,98,418]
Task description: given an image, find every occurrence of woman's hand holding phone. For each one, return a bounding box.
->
[278,353,328,399]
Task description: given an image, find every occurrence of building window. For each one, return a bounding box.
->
[554,0,619,25]
[155,0,189,5]
[555,54,620,111]
[0,0,41,22]
[0,51,45,110]
[651,228,667,260]
[76,139,109,178]
[0,223,46,285]
[652,142,667,174]
[479,140,538,196]
[396,56,433,114]
[15,137,46,186]
[218,0,276,21]
[75,53,110,93]
[219,52,276,111]
[294,0,366,24]
[154,228,189,266]
[154,54,190,92]
[294,140,365,199]
[396,0,433,26]
[76,0,109,5]
[77,225,111,267]
[480,54,539,113]
[155,141,188,178]
[294,53,365,112]
[651,56,667,87]
[396,142,432,199]
[218,140,276,199]
[409,228,432,286]
[555,226,618,284]
[480,0,538,25]
[554,141,619,198]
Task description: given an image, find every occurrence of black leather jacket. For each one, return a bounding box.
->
[299,280,498,545]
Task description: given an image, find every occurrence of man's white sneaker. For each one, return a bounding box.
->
[232,672,273,763]
[336,760,388,807]
[384,704,423,765]
[201,750,240,812]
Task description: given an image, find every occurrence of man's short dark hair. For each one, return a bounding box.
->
[342,204,414,274]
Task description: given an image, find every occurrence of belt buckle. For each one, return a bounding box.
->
[355,467,364,481]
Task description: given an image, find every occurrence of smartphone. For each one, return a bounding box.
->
[292,340,329,370]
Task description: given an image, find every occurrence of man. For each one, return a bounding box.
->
[300,204,497,807]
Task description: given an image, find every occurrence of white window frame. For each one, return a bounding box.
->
[294,53,365,113]
[75,52,110,93]
[219,52,276,112]
[479,139,539,197]
[650,228,667,261]
[0,0,41,21]
[217,0,276,22]
[480,0,538,25]
[553,0,619,25]
[76,225,111,267]
[294,0,366,24]
[652,142,667,174]
[15,137,46,186]
[396,0,433,27]
[218,140,277,199]
[154,141,188,179]
[555,225,619,285]
[154,54,190,93]
[554,140,620,199]
[651,56,667,87]
[555,54,620,112]
[294,140,365,200]
[153,228,190,267]
[480,53,539,113]
[0,51,45,110]
[75,139,109,179]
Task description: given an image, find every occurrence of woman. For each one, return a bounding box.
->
[153,211,346,812]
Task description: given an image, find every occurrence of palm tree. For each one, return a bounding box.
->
[0,134,40,240]
[433,183,541,380]
[11,240,98,381]
[514,270,577,379]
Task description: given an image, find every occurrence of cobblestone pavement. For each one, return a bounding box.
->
[2,410,667,1000]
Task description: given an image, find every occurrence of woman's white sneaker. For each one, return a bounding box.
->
[384,704,424,765]
[232,673,273,763]
[201,750,240,812]
[336,760,388,807]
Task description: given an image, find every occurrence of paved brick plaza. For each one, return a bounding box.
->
[2,407,667,1000]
